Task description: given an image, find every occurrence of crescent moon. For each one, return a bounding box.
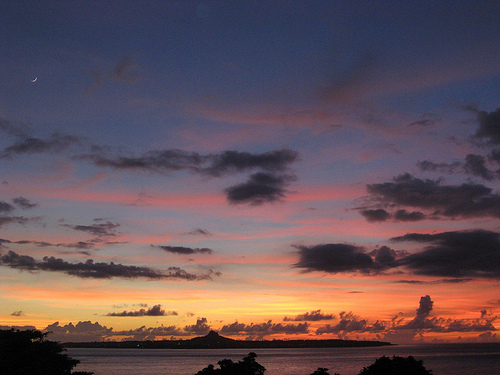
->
[31,77,38,83]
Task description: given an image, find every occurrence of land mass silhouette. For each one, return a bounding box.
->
[63,330,392,349]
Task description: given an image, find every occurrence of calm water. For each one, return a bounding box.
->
[68,343,500,375]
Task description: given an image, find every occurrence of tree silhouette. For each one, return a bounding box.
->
[309,367,338,375]
[0,329,93,375]
[194,353,434,375]
[358,355,433,375]
[195,352,266,375]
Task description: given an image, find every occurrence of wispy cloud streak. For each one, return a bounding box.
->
[0,251,220,280]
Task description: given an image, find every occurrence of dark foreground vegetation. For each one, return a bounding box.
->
[196,352,433,375]
[0,329,93,375]
[1,329,432,375]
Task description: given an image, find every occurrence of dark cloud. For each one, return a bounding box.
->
[417,160,462,174]
[316,312,386,335]
[107,304,177,317]
[0,133,81,159]
[183,317,211,336]
[206,149,299,177]
[44,321,113,342]
[470,107,500,145]
[0,239,51,248]
[11,311,25,317]
[418,154,495,181]
[80,148,298,176]
[12,197,38,210]
[360,209,390,222]
[0,201,15,213]
[294,243,382,274]
[62,221,120,237]
[393,296,497,334]
[488,148,500,164]
[117,325,184,341]
[463,154,495,180]
[416,295,433,319]
[364,173,500,219]
[0,250,220,280]
[391,295,437,331]
[219,320,309,339]
[0,251,37,269]
[154,245,213,255]
[294,230,500,280]
[0,237,122,251]
[313,296,497,342]
[359,208,426,223]
[60,240,102,250]
[41,320,192,342]
[185,228,213,236]
[370,246,399,268]
[81,148,298,204]
[0,119,297,177]
[0,198,39,229]
[225,172,295,205]
[393,209,426,222]
[81,149,205,172]
[164,267,220,280]
[392,230,500,278]
[284,309,334,322]
[433,317,497,333]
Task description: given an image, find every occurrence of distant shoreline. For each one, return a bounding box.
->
[63,330,392,349]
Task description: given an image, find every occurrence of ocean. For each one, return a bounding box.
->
[68,343,500,375]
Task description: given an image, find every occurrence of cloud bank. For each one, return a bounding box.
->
[107,304,177,317]
[359,173,500,221]
[219,320,309,340]
[225,172,296,205]
[294,230,500,279]
[153,245,213,255]
[294,243,397,275]
[283,309,334,322]
[0,250,220,280]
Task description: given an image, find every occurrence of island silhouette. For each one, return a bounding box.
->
[64,330,392,349]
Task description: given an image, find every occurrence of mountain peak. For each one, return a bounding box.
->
[189,330,235,347]
[206,330,219,338]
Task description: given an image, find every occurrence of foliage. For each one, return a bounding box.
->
[194,353,433,375]
[195,352,266,375]
[310,367,339,375]
[358,355,433,375]
[0,329,94,375]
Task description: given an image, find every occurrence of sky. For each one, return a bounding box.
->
[0,0,499,344]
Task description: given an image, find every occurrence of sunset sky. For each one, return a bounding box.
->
[1,1,500,344]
